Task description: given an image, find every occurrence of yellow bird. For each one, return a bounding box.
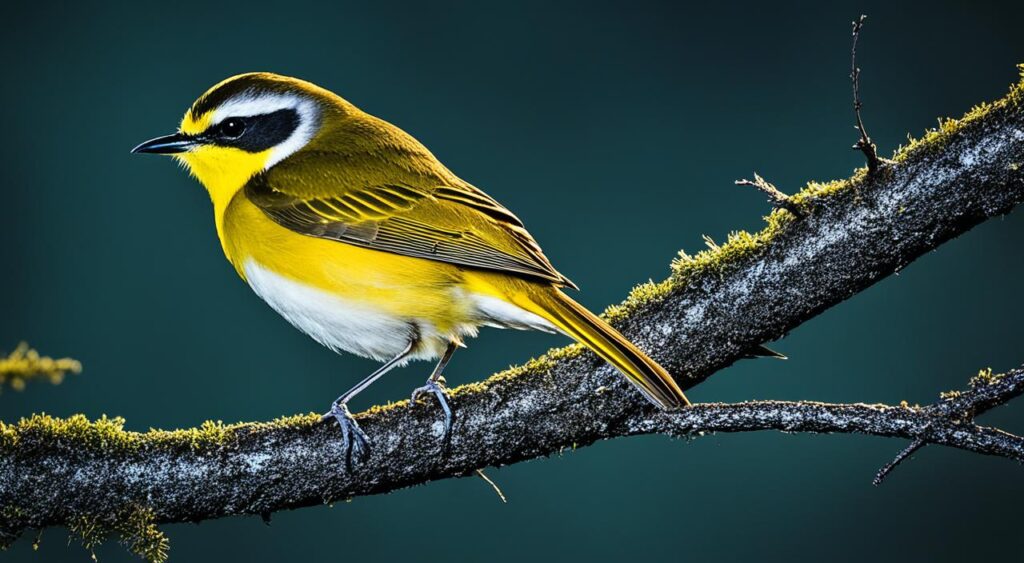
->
[133,72,688,461]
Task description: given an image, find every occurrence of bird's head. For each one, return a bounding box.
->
[132,72,350,204]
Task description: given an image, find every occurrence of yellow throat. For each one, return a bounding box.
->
[175,111,272,254]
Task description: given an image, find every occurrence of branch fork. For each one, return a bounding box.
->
[737,14,891,217]
[873,368,1024,485]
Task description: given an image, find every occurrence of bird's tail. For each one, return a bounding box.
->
[513,287,689,410]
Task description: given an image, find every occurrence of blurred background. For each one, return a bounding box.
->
[2,1,1023,561]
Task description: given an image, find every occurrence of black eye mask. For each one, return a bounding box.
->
[209,108,300,153]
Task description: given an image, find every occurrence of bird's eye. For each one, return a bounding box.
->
[219,118,246,138]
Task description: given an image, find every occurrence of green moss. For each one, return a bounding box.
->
[604,278,675,324]
[116,507,169,563]
[0,411,327,458]
[268,412,322,427]
[969,367,1000,388]
[69,506,169,563]
[939,368,1006,403]
[144,419,241,451]
[452,342,586,398]
[602,208,797,324]
[895,66,1024,163]
[788,177,857,207]
[0,406,334,563]
[0,343,81,393]
[68,514,106,560]
[1,414,138,452]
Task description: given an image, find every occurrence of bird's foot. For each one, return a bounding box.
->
[409,376,453,438]
[321,402,370,467]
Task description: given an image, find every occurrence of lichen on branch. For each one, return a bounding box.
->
[0,343,81,393]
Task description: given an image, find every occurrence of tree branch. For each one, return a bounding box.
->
[0,343,81,393]
[656,366,1024,464]
[870,366,1024,485]
[872,438,925,485]
[1,67,1022,557]
[850,14,885,173]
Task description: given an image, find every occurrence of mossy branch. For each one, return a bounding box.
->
[0,343,81,393]
[1,68,1023,561]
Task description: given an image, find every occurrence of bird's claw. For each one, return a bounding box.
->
[409,377,453,438]
[322,402,370,466]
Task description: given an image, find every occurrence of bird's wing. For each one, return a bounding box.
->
[244,175,577,288]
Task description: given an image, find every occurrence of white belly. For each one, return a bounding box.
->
[242,259,558,363]
[244,260,423,361]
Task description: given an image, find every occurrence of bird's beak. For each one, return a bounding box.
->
[131,133,197,154]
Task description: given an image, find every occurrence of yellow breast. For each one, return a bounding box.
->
[226,194,474,316]
[176,142,554,361]
[217,192,499,362]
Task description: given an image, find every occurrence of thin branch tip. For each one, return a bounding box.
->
[850,13,887,175]
[734,173,806,217]
[475,469,508,504]
[873,438,925,486]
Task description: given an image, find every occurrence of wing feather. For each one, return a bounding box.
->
[245,174,576,288]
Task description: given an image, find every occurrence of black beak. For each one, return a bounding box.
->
[131,133,197,154]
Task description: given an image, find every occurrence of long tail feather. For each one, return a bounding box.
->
[515,288,689,410]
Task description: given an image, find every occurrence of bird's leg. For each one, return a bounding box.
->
[322,402,370,468]
[322,341,414,466]
[409,341,458,438]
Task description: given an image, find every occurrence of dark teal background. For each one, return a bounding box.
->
[3,1,1023,561]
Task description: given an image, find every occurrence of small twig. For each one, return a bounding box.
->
[873,437,925,485]
[872,368,1024,485]
[735,173,806,217]
[851,15,883,174]
[475,469,507,503]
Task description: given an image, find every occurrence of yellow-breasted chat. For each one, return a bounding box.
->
[133,72,689,462]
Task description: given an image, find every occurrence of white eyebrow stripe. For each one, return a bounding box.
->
[210,92,320,169]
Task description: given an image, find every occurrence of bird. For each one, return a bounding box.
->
[132,72,689,462]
